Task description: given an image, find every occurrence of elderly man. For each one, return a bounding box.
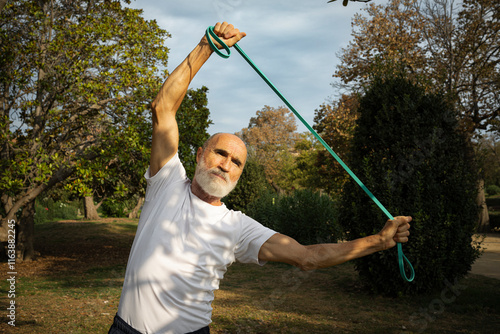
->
[109,22,411,334]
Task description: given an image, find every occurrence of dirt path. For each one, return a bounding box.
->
[470,233,500,280]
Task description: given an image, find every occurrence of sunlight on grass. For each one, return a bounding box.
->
[1,219,499,333]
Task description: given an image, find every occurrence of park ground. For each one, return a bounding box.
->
[471,234,500,280]
[1,218,499,334]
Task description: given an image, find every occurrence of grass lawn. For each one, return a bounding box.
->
[1,219,499,333]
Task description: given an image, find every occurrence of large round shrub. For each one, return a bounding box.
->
[338,76,480,295]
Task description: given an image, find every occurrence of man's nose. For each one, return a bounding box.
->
[219,157,231,172]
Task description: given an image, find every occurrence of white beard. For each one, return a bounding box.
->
[194,158,238,198]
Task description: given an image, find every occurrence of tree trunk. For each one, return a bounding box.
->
[0,194,14,242]
[270,180,285,194]
[0,164,75,243]
[128,197,144,219]
[84,196,100,220]
[96,197,105,210]
[17,200,35,261]
[477,179,490,233]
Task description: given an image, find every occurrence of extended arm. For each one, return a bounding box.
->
[149,22,246,176]
[258,216,412,271]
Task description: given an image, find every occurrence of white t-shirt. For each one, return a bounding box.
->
[117,153,277,334]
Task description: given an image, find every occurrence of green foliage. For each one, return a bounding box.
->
[177,86,212,179]
[35,198,78,224]
[339,75,480,295]
[312,94,360,195]
[224,157,270,213]
[334,0,499,136]
[278,133,323,192]
[1,0,169,226]
[238,105,300,191]
[486,185,500,197]
[100,198,127,218]
[247,189,342,245]
[66,86,210,205]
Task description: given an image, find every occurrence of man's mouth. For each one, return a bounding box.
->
[210,171,227,182]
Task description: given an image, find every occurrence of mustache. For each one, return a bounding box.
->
[208,167,229,182]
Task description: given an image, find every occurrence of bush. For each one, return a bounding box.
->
[224,157,270,213]
[247,189,342,245]
[35,198,78,224]
[490,213,500,231]
[100,198,128,218]
[486,184,500,197]
[338,76,480,295]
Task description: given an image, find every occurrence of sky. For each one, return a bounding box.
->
[127,0,378,135]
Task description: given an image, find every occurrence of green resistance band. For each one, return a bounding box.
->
[205,26,415,282]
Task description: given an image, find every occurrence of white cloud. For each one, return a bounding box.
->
[128,0,376,134]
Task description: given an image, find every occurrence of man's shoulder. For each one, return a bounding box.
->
[144,153,190,201]
[146,153,187,181]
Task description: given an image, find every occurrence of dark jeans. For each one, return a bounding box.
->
[108,314,210,334]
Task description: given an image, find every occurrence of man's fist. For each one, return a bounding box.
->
[210,22,246,48]
[379,216,412,250]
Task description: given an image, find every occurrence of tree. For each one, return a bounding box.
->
[335,0,428,90]
[475,133,500,231]
[312,94,360,195]
[280,133,323,192]
[67,86,211,219]
[334,0,498,233]
[0,0,169,260]
[421,0,499,135]
[422,0,499,230]
[238,105,300,192]
[223,156,270,213]
[335,0,499,136]
[476,134,500,187]
[176,86,212,179]
[339,75,480,295]
[67,112,152,220]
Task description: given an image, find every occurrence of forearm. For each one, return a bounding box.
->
[151,36,213,122]
[259,217,411,271]
[302,234,385,270]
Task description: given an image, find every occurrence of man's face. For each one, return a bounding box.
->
[194,134,247,198]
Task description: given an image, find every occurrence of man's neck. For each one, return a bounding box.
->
[191,179,223,206]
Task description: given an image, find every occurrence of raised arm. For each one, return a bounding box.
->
[258,216,412,271]
[149,22,246,176]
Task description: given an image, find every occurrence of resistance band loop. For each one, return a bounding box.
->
[206,26,415,282]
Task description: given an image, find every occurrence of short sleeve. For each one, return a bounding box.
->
[234,214,277,265]
[144,153,188,202]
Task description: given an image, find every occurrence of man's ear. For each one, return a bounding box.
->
[196,147,203,163]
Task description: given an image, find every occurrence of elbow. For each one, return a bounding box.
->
[296,262,317,272]
[295,244,338,271]
[295,249,320,271]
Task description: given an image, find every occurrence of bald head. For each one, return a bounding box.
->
[201,133,247,165]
